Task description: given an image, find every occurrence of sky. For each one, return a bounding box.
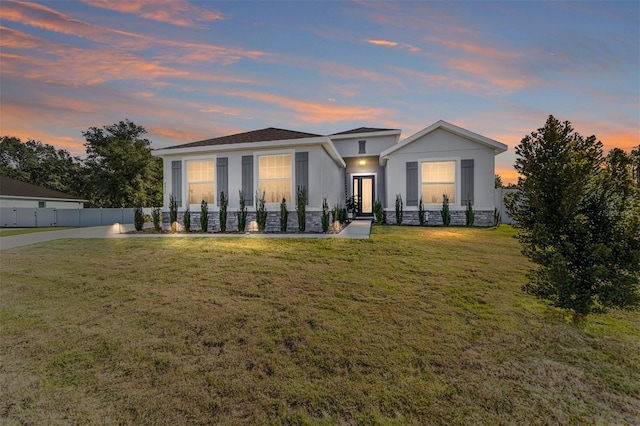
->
[1,0,638,184]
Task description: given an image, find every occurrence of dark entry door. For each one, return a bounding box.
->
[353,175,374,216]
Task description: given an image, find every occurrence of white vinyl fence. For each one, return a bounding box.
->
[494,188,517,225]
[1,207,137,228]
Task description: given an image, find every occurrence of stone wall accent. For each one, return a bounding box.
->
[163,210,326,233]
[384,210,495,227]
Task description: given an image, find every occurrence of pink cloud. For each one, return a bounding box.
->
[319,62,405,89]
[82,0,225,28]
[366,38,420,52]
[216,89,396,124]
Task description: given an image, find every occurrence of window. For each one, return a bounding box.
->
[38,201,45,208]
[421,161,456,204]
[358,140,366,154]
[187,160,215,205]
[259,154,292,203]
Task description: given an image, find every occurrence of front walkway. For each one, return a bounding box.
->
[0,220,372,250]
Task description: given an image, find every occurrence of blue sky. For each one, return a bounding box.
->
[1,0,638,183]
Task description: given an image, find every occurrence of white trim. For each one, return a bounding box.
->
[418,157,461,207]
[381,120,507,157]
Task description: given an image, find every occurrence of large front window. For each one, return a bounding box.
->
[422,161,456,204]
[259,154,292,203]
[187,160,215,205]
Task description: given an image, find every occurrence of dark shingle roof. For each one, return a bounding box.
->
[0,175,83,200]
[164,127,322,149]
[331,127,399,136]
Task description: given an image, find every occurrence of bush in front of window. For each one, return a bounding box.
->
[395,194,403,225]
[256,191,267,233]
[237,190,248,233]
[280,197,288,232]
[441,194,451,226]
[201,200,209,232]
[296,186,306,232]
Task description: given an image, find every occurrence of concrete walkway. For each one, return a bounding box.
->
[0,220,372,250]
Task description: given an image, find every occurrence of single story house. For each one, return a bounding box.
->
[0,175,85,209]
[152,120,507,231]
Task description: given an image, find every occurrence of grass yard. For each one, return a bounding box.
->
[1,226,639,424]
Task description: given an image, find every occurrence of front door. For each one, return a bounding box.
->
[353,175,374,216]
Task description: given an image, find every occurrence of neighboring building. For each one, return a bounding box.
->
[0,175,85,209]
[152,120,507,231]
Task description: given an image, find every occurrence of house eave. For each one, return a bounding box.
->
[380,120,508,158]
[329,129,401,141]
[153,136,346,168]
[0,195,86,203]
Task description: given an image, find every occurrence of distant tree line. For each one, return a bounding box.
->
[0,120,162,207]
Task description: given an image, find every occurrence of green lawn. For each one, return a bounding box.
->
[1,226,638,424]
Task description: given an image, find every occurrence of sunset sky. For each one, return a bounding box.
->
[1,0,638,184]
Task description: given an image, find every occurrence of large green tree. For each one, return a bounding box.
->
[505,115,640,316]
[0,136,85,196]
[83,120,162,207]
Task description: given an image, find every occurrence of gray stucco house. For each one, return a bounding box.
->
[152,120,507,231]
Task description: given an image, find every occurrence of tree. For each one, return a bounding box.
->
[505,115,640,316]
[0,136,85,196]
[83,120,162,207]
[494,174,503,188]
[632,145,640,187]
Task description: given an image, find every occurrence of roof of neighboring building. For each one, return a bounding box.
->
[163,127,323,149]
[330,127,399,136]
[0,175,85,201]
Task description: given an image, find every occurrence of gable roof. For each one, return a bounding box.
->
[163,127,322,150]
[0,175,85,201]
[331,127,398,136]
[380,120,508,157]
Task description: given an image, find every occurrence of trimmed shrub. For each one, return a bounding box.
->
[395,194,403,225]
[280,197,288,232]
[237,190,248,233]
[183,207,191,232]
[296,186,306,232]
[219,191,227,232]
[152,207,161,232]
[465,199,475,227]
[418,197,426,226]
[200,200,209,232]
[134,206,144,231]
[321,198,330,233]
[493,208,501,227]
[441,194,451,227]
[169,194,178,224]
[373,199,383,225]
[256,191,267,232]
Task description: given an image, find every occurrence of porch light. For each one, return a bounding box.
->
[358,159,367,166]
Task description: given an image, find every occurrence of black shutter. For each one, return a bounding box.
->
[295,152,309,205]
[241,155,253,200]
[461,159,474,205]
[217,157,228,205]
[171,160,182,206]
[406,161,418,206]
